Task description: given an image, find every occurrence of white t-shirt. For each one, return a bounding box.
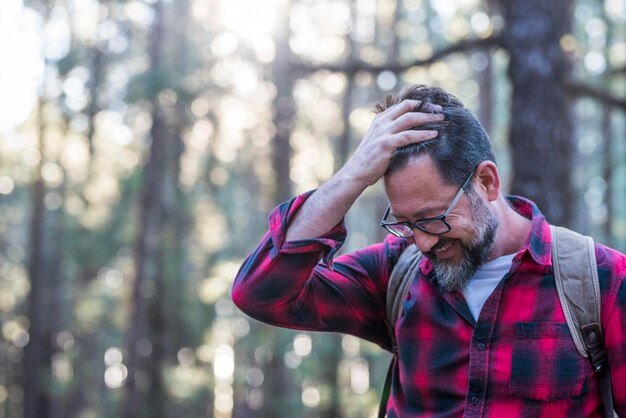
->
[463,253,516,320]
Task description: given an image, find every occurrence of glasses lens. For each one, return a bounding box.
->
[416,219,450,235]
[385,224,413,237]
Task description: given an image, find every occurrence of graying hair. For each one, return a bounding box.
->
[377,85,496,187]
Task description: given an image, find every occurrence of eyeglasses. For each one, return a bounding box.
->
[380,170,475,238]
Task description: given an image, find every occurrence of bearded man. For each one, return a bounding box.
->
[232,85,626,417]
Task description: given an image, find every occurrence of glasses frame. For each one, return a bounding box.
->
[380,170,475,237]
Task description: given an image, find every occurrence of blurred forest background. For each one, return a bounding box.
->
[1,0,625,417]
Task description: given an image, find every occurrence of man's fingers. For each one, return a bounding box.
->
[391,129,438,147]
[392,111,445,134]
[382,99,422,119]
[382,99,443,120]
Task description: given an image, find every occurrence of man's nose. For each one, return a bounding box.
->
[412,229,439,253]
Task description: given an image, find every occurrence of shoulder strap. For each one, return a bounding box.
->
[550,225,615,417]
[386,244,423,353]
[551,225,602,358]
[379,244,422,418]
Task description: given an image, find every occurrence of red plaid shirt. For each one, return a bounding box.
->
[232,192,626,417]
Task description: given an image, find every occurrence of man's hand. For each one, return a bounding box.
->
[285,99,443,242]
[344,99,444,187]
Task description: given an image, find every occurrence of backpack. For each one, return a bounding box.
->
[378,225,615,418]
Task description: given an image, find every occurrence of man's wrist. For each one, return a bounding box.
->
[334,164,374,192]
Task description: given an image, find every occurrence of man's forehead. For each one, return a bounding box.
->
[384,159,463,220]
[384,157,452,197]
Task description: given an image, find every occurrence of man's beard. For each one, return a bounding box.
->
[426,191,498,292]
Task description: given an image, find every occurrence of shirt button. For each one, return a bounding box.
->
[471,396,480,405]
[477,343,486,351]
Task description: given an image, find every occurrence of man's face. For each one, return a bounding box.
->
[383,155,498,291]
[425,190,497,291]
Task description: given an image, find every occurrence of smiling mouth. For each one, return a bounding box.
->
[431,239,457,258]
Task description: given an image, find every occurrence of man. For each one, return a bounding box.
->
[232,85,626,417]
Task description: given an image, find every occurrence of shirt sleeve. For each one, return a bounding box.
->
[231,191,407,350]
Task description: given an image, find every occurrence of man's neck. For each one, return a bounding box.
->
[489,197,532,260]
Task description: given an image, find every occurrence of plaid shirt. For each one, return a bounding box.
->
[232,192,626,417]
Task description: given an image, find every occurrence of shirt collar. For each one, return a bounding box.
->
[506,195,552,266]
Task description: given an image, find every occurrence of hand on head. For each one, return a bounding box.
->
[345,99,444,187]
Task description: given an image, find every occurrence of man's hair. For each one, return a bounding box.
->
[377,84,496,188]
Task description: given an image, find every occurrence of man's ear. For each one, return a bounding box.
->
[475,161,500,202]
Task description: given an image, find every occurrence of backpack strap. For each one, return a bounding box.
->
[385,244,423,352]
[379,244,422,418]
[551,226,602,358]
[550,225,615,417]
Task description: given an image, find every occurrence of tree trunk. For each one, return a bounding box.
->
[263,4,297,415]
[263,330,297,417]
[144,0,193,414]
[47,142,68,418]
[122,1,166,416]
[499,0,575,226]
[146,247,165,418]
[320,334,343,418]
[271,0,294,204]
[122,100,166,418]
[601,108,613,243]
[601,4,615,245]
[23,101,51,418]
[477,0,498,137]
[337,77,355,173]
[85,3,105,162]
[336,1,359,174]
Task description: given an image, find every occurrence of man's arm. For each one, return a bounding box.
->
[232,192,409,347]
[232,99,440,346]
[285,99,444,241]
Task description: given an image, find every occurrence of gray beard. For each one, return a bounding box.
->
[427,193,498,292]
